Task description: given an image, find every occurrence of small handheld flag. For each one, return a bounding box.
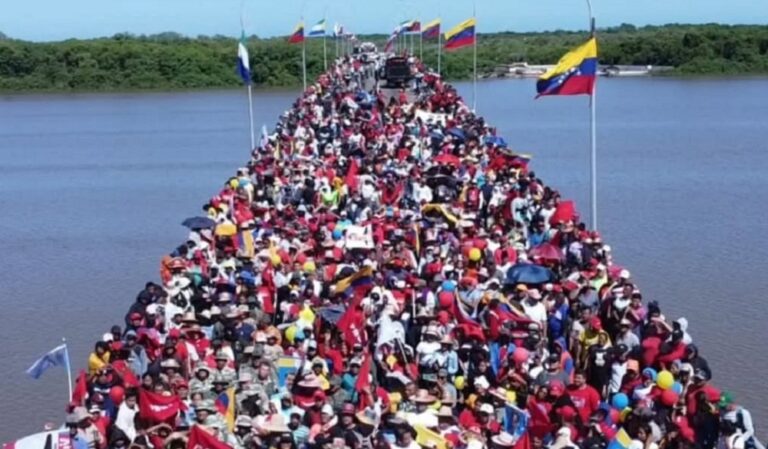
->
[444,18,476,50]
[536,37,598,97]
[237,31,251,85]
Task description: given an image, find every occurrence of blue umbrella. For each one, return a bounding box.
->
[182,216,216,229]
[505,263,554,285]
[318,305,346,325]
[484,136,508,148]
[447,127,466,140]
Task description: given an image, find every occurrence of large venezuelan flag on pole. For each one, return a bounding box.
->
[422,19,441,39]
[443,18,476,50]
[288,21,305,44]
[536,37,598,97]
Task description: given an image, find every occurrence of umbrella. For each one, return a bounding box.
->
[318,305,346,325]
[484,136,508,148]
[447,127,465,140]
[181,216,216,229]
[433,153,461,167]
[505,263,554,285]
[529,243,563,262]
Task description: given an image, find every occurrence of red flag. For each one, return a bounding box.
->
[139,389,182,423]
[337,287,370,346]
[345,158,359,192]
[71,370,89,405]
[187,425,233,449]
[354,352,372,392]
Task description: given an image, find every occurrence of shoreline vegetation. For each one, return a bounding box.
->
[0,23,766,92]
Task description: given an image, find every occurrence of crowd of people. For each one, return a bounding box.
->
[64,51,763,449]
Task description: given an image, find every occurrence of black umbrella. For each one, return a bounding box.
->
[181,216,216,229]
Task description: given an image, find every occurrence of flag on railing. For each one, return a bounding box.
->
[422,19,441,39]
[444,18,476,50]
[288,21,305,44]
[26,343,70,379]
[236,31,251,85]
[536,37,598,97]
[308,19,326,37]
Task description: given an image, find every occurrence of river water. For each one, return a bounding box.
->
[1,78,767,441]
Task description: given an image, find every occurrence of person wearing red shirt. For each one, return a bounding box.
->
[566,370,601,423]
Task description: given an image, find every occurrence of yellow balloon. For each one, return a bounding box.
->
[271,255,282,266]
[303,260,316,273]
[454,376,465,390]
[657,370,675,390]
[285,326,297,344]
[505,390,517,404]
[229,179,238,189]
[299,307,315,323]
[215,223,237,236]
[620,407,632,422]
[469,248,482,262]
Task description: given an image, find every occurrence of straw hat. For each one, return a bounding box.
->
[413,389,438,404]
[261,414,291,433]
[436,406,456,420]
[491,432,518,447]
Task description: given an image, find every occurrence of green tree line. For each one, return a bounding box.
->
[0,23,766,92]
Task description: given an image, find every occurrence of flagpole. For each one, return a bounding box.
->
[587,0,598,230]
[472,0,478,112]
[323,34,327,71]
[302,20,307,91]
[419,29,423,60]
[247,84,255,149]
[62,338,73,401]
[437,23,442,75]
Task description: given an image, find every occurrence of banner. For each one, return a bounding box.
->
[188,425,233,449]
[139,389,182,423]
[344,225,374,249]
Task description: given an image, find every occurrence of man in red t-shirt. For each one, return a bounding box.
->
[566,370,601,423]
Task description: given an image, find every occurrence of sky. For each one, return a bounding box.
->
[1,0,766,42]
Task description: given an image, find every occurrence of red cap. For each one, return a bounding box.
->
[591,317,603,330]
[129,312,142,320]
[168,329,182,339]
[341,403,356,414]
[549,380,565,397]
[558,405,577,421]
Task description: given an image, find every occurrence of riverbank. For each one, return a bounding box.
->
[0,23,766,92]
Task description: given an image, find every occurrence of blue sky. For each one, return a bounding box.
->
[2,0,766,42]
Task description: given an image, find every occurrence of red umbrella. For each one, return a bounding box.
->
[530,243,563,262]
[433,153,461,167]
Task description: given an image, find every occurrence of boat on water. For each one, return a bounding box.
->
[6,51,761,449]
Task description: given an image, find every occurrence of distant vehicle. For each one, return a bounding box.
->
[379,56,412,87]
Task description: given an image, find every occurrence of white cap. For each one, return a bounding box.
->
[102,332,114,342]
[146,304,159,315]
[474,376,490,390]
[479,403,494,415]
[321,404,334,415]
[619,269,631,279]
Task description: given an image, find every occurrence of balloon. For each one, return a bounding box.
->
[299,307,315,323]
[438,291,454,309]
[285,326,297,344]
[505,390,517,404]
[512,347,529,364]
[229,179,238,189]
[303,260,316,273]
[608,408,620,424]
[469,248,482,262]
[441,280,456,292]
[611,393,629,410]
[332,229,343,240]
[660,389,679,407]
[109,386,125,405]
[454,376,465,390]
[619,407,633,423]
[671,381,684,395]
[271,255,282,266]
[642,367,658,382]
[657,370,675,390]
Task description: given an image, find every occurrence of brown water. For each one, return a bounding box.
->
[1,78,767,442]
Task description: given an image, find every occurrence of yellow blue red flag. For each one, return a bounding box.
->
[444,18,476,50]
[536,37,598,97]
[214,387,236,431]
[288,21,305,44]
[422,19,441,39]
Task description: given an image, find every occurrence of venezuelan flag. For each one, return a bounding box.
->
[444,18,476,50]
[536,37,598,97]
[288,21,305,44]
[333,266,374,296]
[214,387,236,431]
[422,19,441,39]
[607,428,632,449]
[236,229,255,258]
